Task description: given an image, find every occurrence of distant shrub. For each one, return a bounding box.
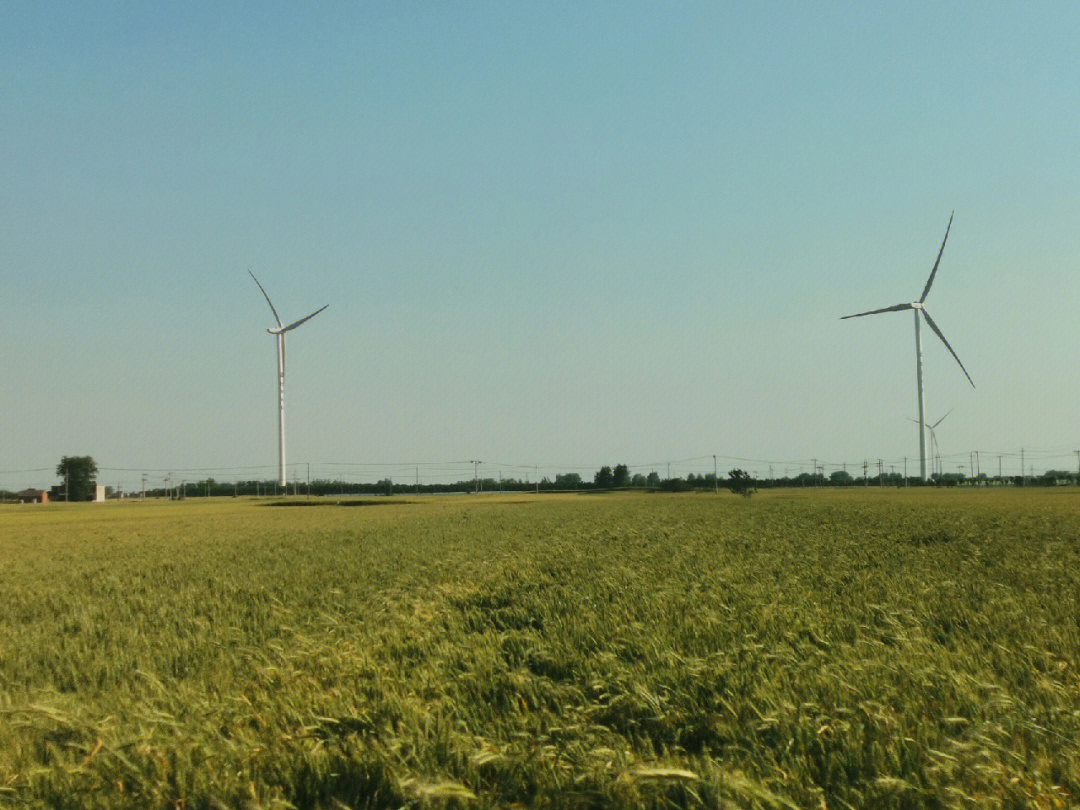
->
[727,469,755,497]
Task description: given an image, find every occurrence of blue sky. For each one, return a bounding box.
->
[3,3,1079,488]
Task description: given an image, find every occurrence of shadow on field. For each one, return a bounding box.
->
[909,528,957,545]
[262,500,417,508]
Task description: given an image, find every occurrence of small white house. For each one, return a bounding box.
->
[93,485,106,503]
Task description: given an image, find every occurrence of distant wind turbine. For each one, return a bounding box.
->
[842,212,973,481]
[908,409,951,478]
[249,271,328,489]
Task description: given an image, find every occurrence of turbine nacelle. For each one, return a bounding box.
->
[265,306,328,336]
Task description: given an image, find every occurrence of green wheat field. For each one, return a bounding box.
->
[1,490,1078,809]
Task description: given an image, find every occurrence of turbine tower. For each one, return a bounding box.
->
[842,213,973,481]
[249,271,328,489]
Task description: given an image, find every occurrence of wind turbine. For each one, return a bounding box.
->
[908,409,951,478]
[249,271,328,489]
[842,212,973,481]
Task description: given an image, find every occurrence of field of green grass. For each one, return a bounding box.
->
[1,490,1078,808]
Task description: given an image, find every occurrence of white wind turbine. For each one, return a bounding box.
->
[908,409,951,478]
[249,271,328,489]
[842,212,974,481]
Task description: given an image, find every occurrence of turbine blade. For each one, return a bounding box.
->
[249,270,282,327]
[919,211,954,303]
[840,302,913,319]
[931,408,953,429]
[280,304,329,333]
[921,309,974,387]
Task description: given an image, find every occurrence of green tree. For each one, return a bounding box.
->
[727,468,755,497]
[56,456,98,501]
[646,471,661,487]
[553,473,582,489]
[594,466,613,489]
[612,464,630,488]
[830,470,854,486]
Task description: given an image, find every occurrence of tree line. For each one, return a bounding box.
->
[5,456,1075,502]
[125,466,1080,498]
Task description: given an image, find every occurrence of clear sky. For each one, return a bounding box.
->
[3,3,1079,489]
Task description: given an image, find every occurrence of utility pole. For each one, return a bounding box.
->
[903,457,908,486]
[667,462,671,481]
[1021,448,1025,486]
[141,473,147,500]
[535,465,539,495]
[307,462,311,498]
[998,455,1002,482]
[812,458,817,487]
[863,460,868,486]
[877,459,884,486]
[472,460,479,494]
[713,455,718,493]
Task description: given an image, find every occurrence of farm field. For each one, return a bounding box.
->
[1,490,1078,809]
